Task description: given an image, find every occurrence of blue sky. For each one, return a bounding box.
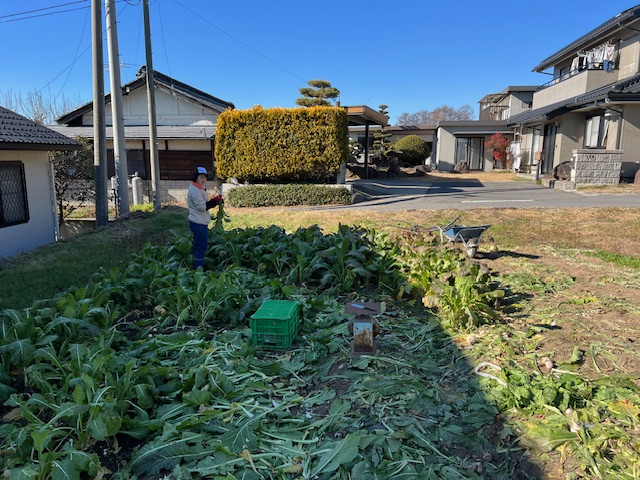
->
[1,0,638,124]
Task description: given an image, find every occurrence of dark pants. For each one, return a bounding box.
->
[189,221,208,269]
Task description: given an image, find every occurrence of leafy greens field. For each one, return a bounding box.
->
[1,207,639,479]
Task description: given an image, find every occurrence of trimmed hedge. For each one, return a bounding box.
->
[214,106,349,182]
[227,184,352,207]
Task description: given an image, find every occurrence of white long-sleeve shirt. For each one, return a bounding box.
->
[187,182,211,225]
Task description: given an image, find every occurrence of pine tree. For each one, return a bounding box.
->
[372,104,392,159]
[296,80,340,107]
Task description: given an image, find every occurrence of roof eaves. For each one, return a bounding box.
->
[506,99,568,126]
[437,120,508,127]
[55,101,94,125]
[152,70,235,110]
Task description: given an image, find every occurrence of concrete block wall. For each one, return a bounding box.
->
[129,180,190,205]
[571,149,622,185]
[160,180,190,204]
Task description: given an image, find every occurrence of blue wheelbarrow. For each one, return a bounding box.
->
[435,218,492,258]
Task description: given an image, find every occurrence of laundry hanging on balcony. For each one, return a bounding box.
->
[604,43,616,71]
[571,41,616,74]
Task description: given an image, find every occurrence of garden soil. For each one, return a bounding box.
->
[410,172,640,480]
[479,247,640,479]
[487,247,640,378]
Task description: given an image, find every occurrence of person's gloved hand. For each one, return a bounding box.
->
[205,195,223,210]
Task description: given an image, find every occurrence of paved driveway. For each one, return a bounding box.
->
[319,177,640,211]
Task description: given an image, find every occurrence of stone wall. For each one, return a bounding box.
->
[571,149,623,185]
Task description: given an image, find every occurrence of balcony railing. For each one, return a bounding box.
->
[479,105,509,121]
[540,62,614,89]
[533,66,617,110]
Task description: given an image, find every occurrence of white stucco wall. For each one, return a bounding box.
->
[84,87,220,127]
[0,150,57,259]
[435,129,456,172]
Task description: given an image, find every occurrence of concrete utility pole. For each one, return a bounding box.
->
[92,0,109,226]
[106,0,130,216]
[143,0,161,210]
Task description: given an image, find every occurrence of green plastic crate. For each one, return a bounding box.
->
[250,300,300,349]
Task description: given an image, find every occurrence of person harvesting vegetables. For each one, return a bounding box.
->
[187,167,222,269]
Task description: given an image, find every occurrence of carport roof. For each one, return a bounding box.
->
[344,105,388,126]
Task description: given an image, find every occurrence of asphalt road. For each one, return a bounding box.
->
[315,177,640,211]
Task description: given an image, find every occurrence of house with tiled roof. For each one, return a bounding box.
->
[50,67,235,203]
[0,106,80,259]
[508,4,640,184]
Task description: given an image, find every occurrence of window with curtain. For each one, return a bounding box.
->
[584,115,609,148]
[455,137,484,170]
[0,162,29,228]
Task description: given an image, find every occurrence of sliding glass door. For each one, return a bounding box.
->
[455,137,484,170]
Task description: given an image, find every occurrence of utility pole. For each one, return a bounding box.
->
[92,0,109,226]
[106,0,130,216]
[143,0,161,210]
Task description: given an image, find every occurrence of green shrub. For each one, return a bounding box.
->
[394,134,430,164]
[130,203,154,213]
[227,184,352,207]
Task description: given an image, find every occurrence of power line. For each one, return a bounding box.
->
[0,0,132,24]
[31,1,133,101]
[54,7,91,102]
[0,0,88,20]
[156,0,173,78]
[171,0,306,83]
[0,5,90,24]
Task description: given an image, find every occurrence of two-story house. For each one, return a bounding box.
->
[479,87,538,122]
[508,4,640,184]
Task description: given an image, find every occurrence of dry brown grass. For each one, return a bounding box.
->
[576,182,640,194]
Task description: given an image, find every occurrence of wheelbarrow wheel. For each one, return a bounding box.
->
[465,238,480,258]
